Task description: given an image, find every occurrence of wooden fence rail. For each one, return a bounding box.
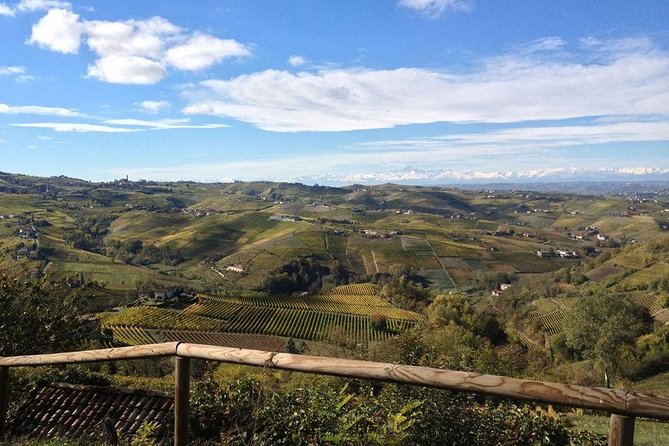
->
[1,342,668,446]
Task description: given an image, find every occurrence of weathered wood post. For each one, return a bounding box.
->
[608,414,635,446]
[174,357,190,446]
[0,366,8,441]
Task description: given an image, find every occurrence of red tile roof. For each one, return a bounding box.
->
[9,382,173,441]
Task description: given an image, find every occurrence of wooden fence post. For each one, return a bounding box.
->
[608,414,635,446]
[174,357,190,446]
[0,366,8,441]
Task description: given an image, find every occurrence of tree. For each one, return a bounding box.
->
[563,293,652,378]
[0,277,97,356]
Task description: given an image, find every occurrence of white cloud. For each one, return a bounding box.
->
[183,38,669,132]
[28,8,82,53]
[288,55,306,67]
[0,66,34,82]
[11,122,135,132]
[17,0,71,12]
[0,3,14,16]
[0,66,25,75]
[26,11,249,84]
[399,0,472,17]
[137,100,170,113]
[0,102,79,116]
[37,135,52,140]
[104,118,228,130]
[87,55,167,84]
[164,34,250,71]
[7,116,227,133]
[363,120,669,152]
[84,16,180,59]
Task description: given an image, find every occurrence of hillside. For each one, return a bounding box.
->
[2,173,666,299]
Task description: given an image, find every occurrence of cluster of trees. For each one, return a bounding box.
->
[105,239,184,266]
[374,264,430,311]
[556,293,662,381]
[262,257,350,295]
[65,213,116,253]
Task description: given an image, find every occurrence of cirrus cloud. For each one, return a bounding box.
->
[399,0,472,18]
[11,122,135,132]
[0,102,79,116]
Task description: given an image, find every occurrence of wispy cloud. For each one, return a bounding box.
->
[0,103,79,116]
[360,120,669,152]
[18,0,71,12]
[12,122,135,132]
[288,55,306,67]
[10,117,229,133]
[0,66,25,75]
[137,100,171,113]
[104,118,228,130]
[0,2,14,16]
[183,37,669,132]
[398,0,472,18]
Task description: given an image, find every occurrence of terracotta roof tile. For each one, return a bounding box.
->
[9,382,174,441]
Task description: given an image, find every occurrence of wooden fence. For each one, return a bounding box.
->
[1,342,668,446]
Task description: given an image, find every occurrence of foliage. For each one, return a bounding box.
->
[563,293,653,378]
[0,277,98,357]
[186,377,605,446]
[262,257,331,294]
[106,239,184,266]
[65,213,115,253]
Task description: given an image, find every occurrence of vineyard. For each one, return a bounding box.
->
[528,292,665,337]
[101,284,423,349]
[106,326,287,351]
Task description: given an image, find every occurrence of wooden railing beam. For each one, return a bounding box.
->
[0,342,179,367]
[0,340,668,446]
[177,343,635,415]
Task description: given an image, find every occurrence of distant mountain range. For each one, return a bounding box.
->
[295,167,669,189]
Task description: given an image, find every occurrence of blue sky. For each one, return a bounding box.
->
[1,0,668,184]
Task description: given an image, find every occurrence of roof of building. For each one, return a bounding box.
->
[9,382,173,440]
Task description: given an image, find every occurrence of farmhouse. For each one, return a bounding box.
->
[225,265,245,273]
[269,215,300,222]
[557,250,580,258]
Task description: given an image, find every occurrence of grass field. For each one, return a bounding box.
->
[565,413,669,446]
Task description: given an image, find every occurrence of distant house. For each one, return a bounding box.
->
[597,234,608,241]
[500,283,512,291]
[557,250,580,259]
[154,290,176,300]
[225,265,245,273]
[491,290,501,297]
[269,215,300,222]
